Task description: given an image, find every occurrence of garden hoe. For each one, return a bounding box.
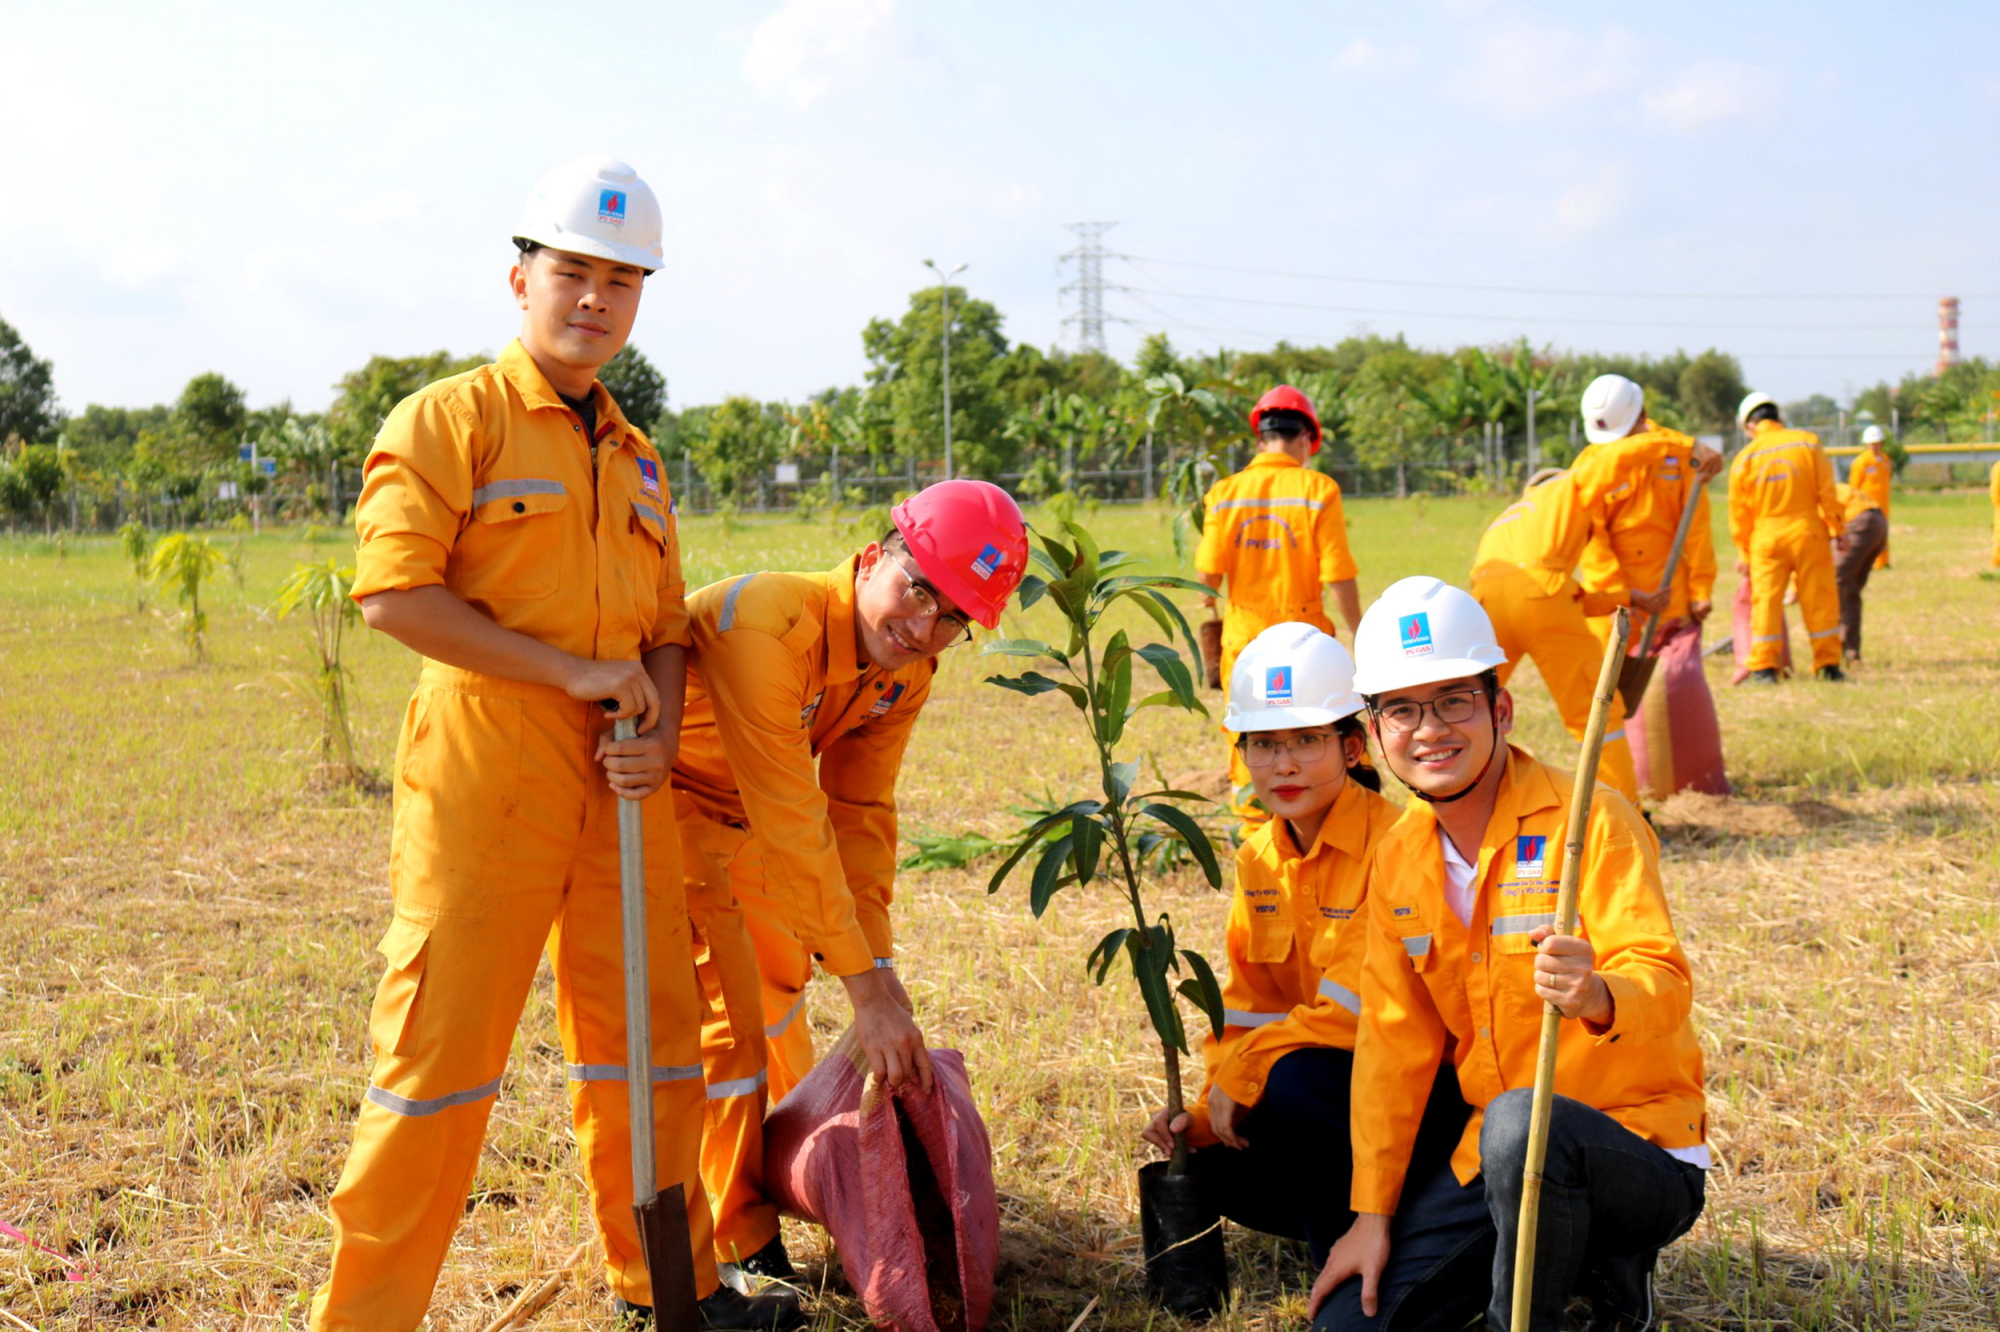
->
[1510,608,1629,1329]
[610,710,700,1332]
[1615,468,1703,716]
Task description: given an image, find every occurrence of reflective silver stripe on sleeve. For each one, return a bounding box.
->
[765,993,805,1039]
[1603,728,1625,743]
[1223,1008,1287,1028]
[1490,913,1557,937]
[873,957,895,969]
[1402,934,1433,958]
[471,478,567,506]
[634,500,664,528]
[1212,497,1325,512]
[366,1074,504,1117]
[564,1063,704,1083]
[1318,978,1361,1015]
[718,575,756,632]
[706,1070,769,1101]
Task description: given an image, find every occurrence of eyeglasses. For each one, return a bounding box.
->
[1370,689,1486,735]
[886,553,973,648]
[1238,731,1337,768]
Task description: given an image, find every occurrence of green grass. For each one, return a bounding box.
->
[1,493,1997,1328]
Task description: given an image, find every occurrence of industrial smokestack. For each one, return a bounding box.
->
[1937,296,1961,375]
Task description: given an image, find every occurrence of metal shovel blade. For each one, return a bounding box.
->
[1615,654,1658,718]
[635,1182,700,1332]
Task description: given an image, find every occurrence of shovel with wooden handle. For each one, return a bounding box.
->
[1510,608,1630,1330]
[607,705,700,1332]
[1615,468,1704,716]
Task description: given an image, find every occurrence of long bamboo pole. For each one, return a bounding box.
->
[1509,607,1630,1329]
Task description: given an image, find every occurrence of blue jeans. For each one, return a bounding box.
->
[1317,1091,1705,1331]
[1190,1050,1468,1269]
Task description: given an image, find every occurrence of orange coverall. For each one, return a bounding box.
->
[1342,747,1708,1215]
[1729,419,1844,673]
[1195,452,1358,820]
[1189,779,1399,1138]
[670,561,934,1263]
[1989,460,2000,568]
[1848,446,1893,569]
[314,340,712,1328]
[1468,439,1661,803]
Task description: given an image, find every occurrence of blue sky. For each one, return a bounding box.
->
[4,0,1995,416]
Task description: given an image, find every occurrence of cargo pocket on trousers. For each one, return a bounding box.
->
[369,914,433,1058]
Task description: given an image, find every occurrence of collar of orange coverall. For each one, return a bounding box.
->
[825,553,868,684]
[496,338,633,450]
[1399,743,1561,854]
[1270,774,1374,868]
[1245,451,1303,473]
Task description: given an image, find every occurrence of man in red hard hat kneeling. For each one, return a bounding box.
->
[669,480,1028,1307]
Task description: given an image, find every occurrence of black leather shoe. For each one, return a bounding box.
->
[1585,1248,1659,1331]
[1746,668,1781,685]
[1816,664,1847,682]
[739,1235,798,1283]
[616,1287,805,1330]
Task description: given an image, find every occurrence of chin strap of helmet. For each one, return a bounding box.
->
[1401,733,1503,805]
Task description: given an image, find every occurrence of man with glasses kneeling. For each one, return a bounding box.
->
[666,480,1027,1311]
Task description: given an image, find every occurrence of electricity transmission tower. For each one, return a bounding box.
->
[1059,221,1125,354]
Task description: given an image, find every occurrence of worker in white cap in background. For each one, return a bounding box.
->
[1728,393,1847,683]
[1847,425,1894,570]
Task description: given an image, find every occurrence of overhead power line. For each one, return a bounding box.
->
[1125,254,1997,303]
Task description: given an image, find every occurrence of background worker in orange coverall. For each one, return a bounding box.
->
[312,157,789,1332]
[1198,385,1362,828]
[1729,392,1848,684]
[1139,622,1467,1268]
[1832,478,1887,667]
[1848,425,1894,569]
[669,480,1027,1296]
[1310,577,1708,1332]
[1467,374,1695,805]
[1991,459,2000,568]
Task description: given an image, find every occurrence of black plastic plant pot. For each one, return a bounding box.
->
[1138,1160,1229,1318]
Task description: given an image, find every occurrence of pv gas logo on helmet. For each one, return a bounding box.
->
[1265,665,1293,704]
[1399,612,1434,656]
[597,189,627,225]
[970,543,1003,580]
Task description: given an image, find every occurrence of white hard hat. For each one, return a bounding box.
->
[1736,392,1778,430]
[513,155,663,273]
[1580,374,1645,445]
[1861,425,1885,445]
[1224,622,1365,733]
[1351,576,1507,697]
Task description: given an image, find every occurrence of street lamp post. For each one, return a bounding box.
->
[923,258,968,480]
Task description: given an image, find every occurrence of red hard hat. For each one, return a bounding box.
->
[891,479,1029,630]
[1249,384,1322,455]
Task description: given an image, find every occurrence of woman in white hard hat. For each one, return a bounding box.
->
[1309,576,1707,1332]
[1140,622,1466,1269]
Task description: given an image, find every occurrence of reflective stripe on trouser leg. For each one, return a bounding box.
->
[1789,530,1844,670]
[680,806,781,1263]
[313,683,584,1331]
[551,782,717,1307]
[1479,571,1638,804]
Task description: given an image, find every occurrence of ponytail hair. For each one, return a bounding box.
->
[1334,713,1382,793]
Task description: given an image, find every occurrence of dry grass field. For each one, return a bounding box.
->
[2,491,1997,1330]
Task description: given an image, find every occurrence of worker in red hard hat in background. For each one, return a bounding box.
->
[313,156,791,1330]
[1197,386,1363,831]
[669,480,1028,1309]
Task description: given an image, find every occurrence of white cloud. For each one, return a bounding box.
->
[1552,161,1632,235]
[743,0,898,108]
[1333,38,1417,72]
[1642,61,1776,132]
[1456,24,1637,117]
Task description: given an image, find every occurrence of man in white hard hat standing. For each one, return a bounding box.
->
[1727,393,1846,683]
[1309,577,1708,1332]
[313,157,793,1330]
[1848,425,1893,570]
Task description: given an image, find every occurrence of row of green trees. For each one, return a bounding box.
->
[7,292,1994,531]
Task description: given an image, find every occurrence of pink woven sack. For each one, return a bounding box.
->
[762,1031,999,1332]
[1627,618,1730,797]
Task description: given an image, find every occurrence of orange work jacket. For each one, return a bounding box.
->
[350,339,688,659]
[1575,423,1717,619]
[671,558,934,976]
[1848,448,1892,516]
[1199,779,1401,1115]
[1345,747,1707,1215]
[1196,452,1358,619]
[1727,420,1842,557]
[1836,482,1880,523]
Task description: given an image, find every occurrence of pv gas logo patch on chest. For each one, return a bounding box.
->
[1265,665,1293,704]
[636,457,661,497]
[1399,612,1434,655]
[598,189,627,225]
[1515,834,1547,880]
[867,682,906,718]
